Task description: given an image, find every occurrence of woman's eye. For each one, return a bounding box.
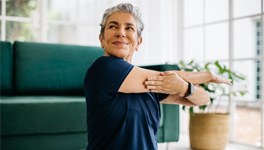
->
[127,27,135,31]
[109,25,117,29]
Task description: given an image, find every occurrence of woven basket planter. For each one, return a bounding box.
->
[189,113,230,150]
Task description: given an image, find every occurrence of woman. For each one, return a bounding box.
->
[84,3,230,150]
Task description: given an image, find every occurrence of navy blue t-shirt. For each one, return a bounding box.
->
[84,56,168,150]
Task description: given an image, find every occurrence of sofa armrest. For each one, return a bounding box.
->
[140,64,180,143]
[162,103,180,142]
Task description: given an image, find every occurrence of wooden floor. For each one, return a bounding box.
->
[158,134,264,150]
[170,104,264,150]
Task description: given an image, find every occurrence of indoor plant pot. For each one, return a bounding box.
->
[179,60,247,150]
[189,113,229,150]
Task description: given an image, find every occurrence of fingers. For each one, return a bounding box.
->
[146,85,171,94]
[148,71,175,81]
[145,76,167,92]
[145,81,163,86]
[149,89,167,93]
[145,71,180,94]
[211,74,233,85]
[223,79,232,85]
[217,76,232,85]
[160,71,175,76]
[145,85,161,90]
[145,85,163,93]
[147,76,164,81]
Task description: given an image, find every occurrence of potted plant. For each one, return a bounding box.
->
[178,60,248,150]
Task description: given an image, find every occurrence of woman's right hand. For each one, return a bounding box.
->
[208,72,232,85]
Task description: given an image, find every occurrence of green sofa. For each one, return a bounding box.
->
[0,41,180,150]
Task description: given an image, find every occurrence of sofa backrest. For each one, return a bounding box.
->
[0,41,13,95]
[14,41,103,95]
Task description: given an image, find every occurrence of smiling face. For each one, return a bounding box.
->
[99,12,142,62]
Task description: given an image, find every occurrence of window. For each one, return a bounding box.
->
[1,0,180,66]
[181,0,264,148]
[256,21,262,99]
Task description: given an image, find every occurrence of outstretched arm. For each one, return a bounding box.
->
[118,66,225,106]
[174,70,232,85]
[145,71,210,106]
[145,71,231,105]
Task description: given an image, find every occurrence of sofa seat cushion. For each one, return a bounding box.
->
[1,132,87,150]
[1,96,86,135]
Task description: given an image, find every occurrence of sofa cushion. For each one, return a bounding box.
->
[1,96,86,135]
[14,41,103,95]
[1,132,87,150]
[0,41,13,95]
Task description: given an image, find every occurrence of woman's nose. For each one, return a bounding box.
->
[115,28,125,37]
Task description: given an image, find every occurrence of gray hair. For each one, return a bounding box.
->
[100,3,144,37]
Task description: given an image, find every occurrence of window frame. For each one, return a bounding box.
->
[180,0,264,148]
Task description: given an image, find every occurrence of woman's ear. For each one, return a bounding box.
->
[99,34,104,48]
[136,37,142,51]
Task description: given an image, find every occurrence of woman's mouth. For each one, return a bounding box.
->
[113,41,128,46]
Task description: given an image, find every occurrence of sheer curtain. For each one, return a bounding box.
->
[47,0,180,65]
[3,0,180,65]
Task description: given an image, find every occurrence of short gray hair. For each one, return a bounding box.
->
[100,3,144,37]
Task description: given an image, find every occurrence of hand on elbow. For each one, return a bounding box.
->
[145,71,187,95]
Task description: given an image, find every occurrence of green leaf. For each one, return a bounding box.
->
[239,90,248,96]
[188,60,194,65]
[210,97,215,104]
[204,62,211,71]
[189,107,194,115]
[185,68,194,72]
[182,105,186,111]
[178,59,248,113]
[214,61,223,72]
[231,72,245,80]
[199,105,207,111]
[200,84,215,93]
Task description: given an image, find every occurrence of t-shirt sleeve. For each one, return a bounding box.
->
[92,56,134,94]
[157,93,169,101]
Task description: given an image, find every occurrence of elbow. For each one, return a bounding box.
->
[197,92,210,106]
[189,87,210,106]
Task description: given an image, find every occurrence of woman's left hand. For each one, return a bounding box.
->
[145,71,187,95]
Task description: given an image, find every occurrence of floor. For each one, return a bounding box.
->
[157,105,264,150]
[158,134,264,150]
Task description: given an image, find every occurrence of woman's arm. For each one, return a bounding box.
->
[119,66,210,106]
[160,85,209,106]
[174,70,232,85]
[145,72,210,105]
[175,71,211,85]
[119,67,187,96]
[161,94,195,106]
[118,66,161,93]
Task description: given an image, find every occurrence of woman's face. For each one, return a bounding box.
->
[99,12,142,62]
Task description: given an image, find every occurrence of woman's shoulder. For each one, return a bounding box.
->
[97,55,124,62]
[94,56,128,67]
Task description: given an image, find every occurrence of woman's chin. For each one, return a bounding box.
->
[112,53,130,59]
